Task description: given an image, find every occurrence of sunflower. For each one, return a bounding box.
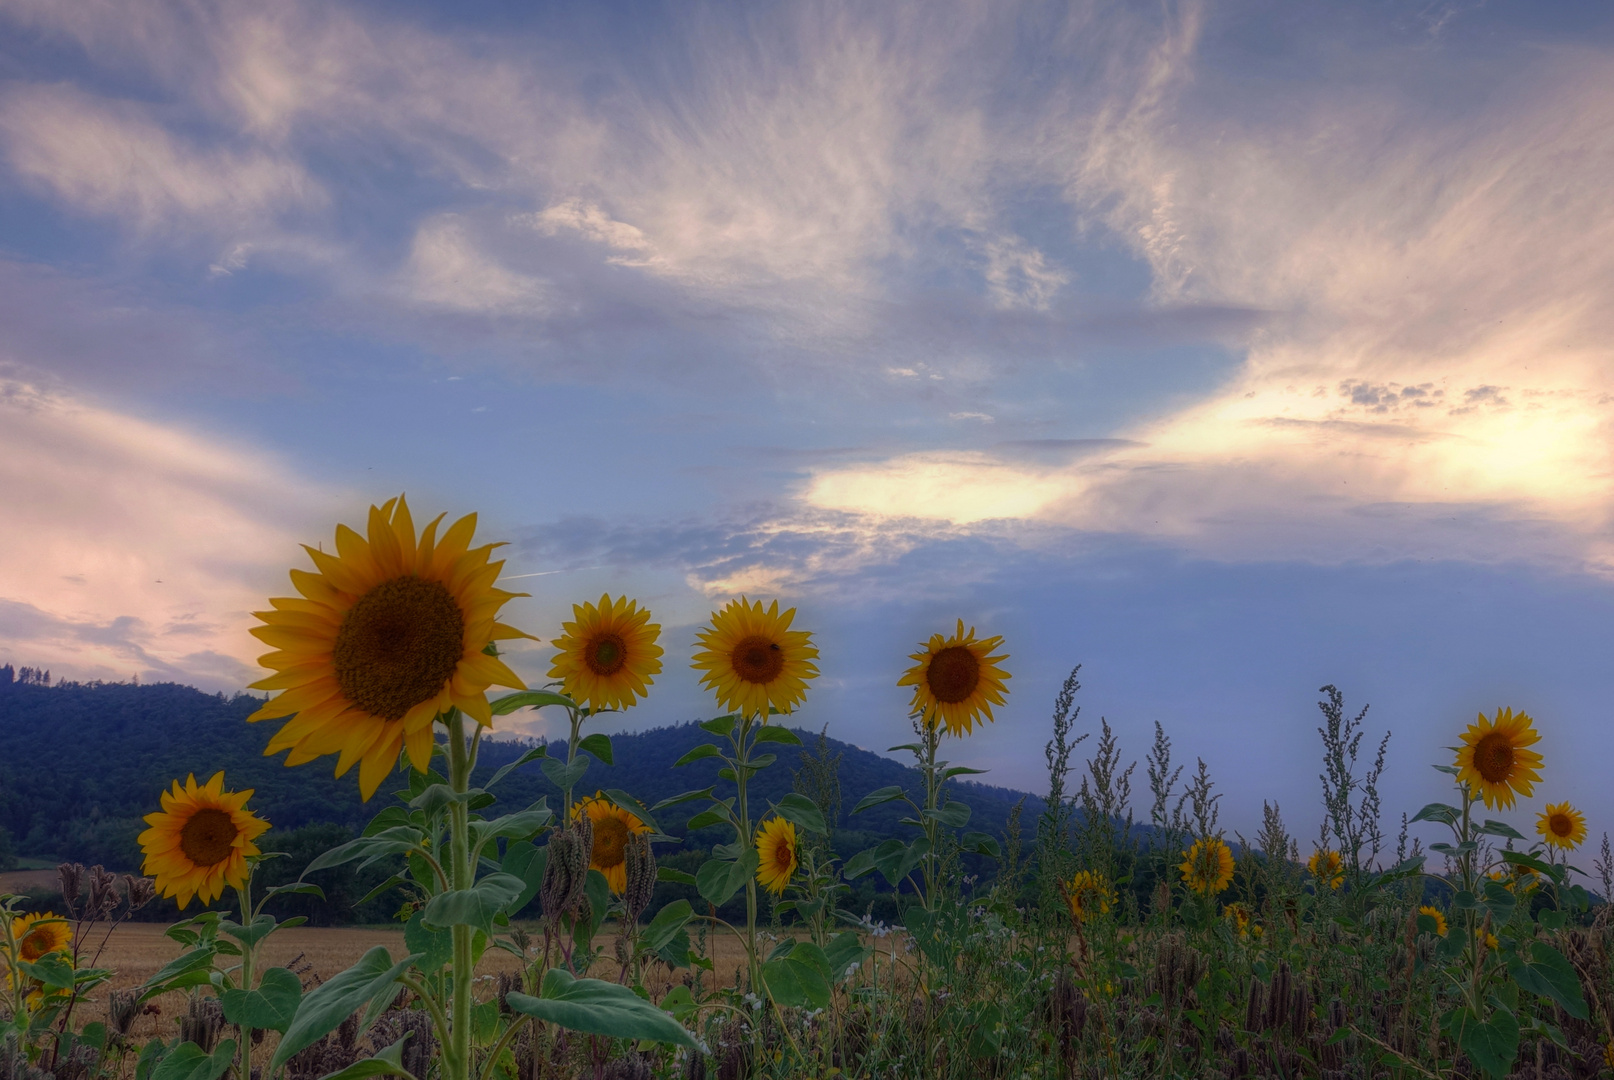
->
[692,598,818,720]
[1488,865,1541,894]
[548,595,663,712]
[9,913,70,963]
[898,620,1011,738]
[138,773,271,909]
[1060,870,1114,924]
[1418,905,1448,937]
[1180,838,1235,897]
[1308,848,1345,890]
[1454,707,1543,810]
[1224,903,1251,937]
[755,817,799,896]
[1537,801,1587,851]
[573,793,650,895]
[248,496,533,800]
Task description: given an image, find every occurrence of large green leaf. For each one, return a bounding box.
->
[673,744,722,767]
[501,841,547,914]
[220,967,302,1033]
[774,793,827,835]
[485,746,547,789]
[138,947,217,999]
[490,690,577,715]
[219,914,280,951]
[539,756,590,793]
[696,852,758,907]
[506,970,696,1048]
[761,942,831,1010]
[1508,942,1588,1020]
[468,807,553,852]
[303,828,423,877]
[641,901,694,955]
[403,912,454,975]
[314,1035,418,1080]
[1447,1005,1519,1079]
[851,786,905,815]
[577,733,614,764]
[924,801,971,828]
[1410,802,1460,826]
[752,726,802,747]
[421,873,526,936]
[151,1041,237,1080]
[824,931,873,982]
[271,947,420,1070]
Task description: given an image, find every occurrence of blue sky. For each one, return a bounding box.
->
[3,0,1614,847]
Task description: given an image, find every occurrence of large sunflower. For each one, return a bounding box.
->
[548,595,663,712]
[898,620,1010,738]
[1308,848,1345,890]
[9,913,70,963]
[1538,801,1587,851]
[1060,870,1114,924]
[1418,905,1448,937]
[692,598,818,719]
[138,773,271,909]
[573,793,650,895]
[1454,707,1544,810]
[1180,837,1235,897]
[755,817,798,896]
[248,496,532,799]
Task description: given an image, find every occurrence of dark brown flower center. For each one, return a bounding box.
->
[1473,731,1515,784]
[591,814,630,870]
[332,576,465,721]
[773,836,794,871]
[584,633,627,677]
[18,928,58,961]
[179,808,239,868]
[730,635,785,685]
[926,646,980,704]
[1550,813,1573,837]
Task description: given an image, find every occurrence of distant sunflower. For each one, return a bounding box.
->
[755,817,799,896]
[1224,903,1251,938]
[9,913,70,963]
[1308,848,1345,890]
[573,793,650,895]
[898,620,1011,738]
[1537,801,1587,851]
[138,773,270,909]
[548,595,663,712]
[248,496,532,800]
[1489,865,1541,893]
[1060,870,1114,924]
[1180,838,1235,897]
[1418,905,1448,937]
[692,598,818,719]
[1454,707,1543,810]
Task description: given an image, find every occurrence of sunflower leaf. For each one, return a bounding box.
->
[500,841,547,915]
[1478,819,1526,841]
[773,793,827,835]
[271,947,421,1071]
[539,756,590,794]
[469,806,553,853]
[303,828,423,877]
[684,808,729,832]
[151,1040,237,1080]
[699,716,737,738]
[263,882,326,902]
[851,786,906,815]
[421,873,527,935]
[219,914,280,950]
[923,802,971,829]
[403,912,454,974]
[1508,943,1588,1020]
[219,967,302,1033]
[641,900,693,956]
[942,766,989,779]
[140,947,218,999]
[1410,802,1460,826]
[485,746,547,789]
[354,875,408,909]
[657,867,697,886]
[824,931,873,982]
[506,970,696,1048]
[491,691,577,715]
[959,831,1002,858]
[752,727,803,747]
[600,789,659,832]
[572,870,610,953]
[696,852,759,907]
[651,787,716,811]
[313,1033,418,1080]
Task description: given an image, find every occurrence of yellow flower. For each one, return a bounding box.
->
[1224,903,1251,937]
[897,620,1011,738]
[1418,905,1448,937]
[1537,801,1587,851]
[692,598,818,719]
[1180,838,1235,897]
[755,817,799,896]
[1489,864,1541,893]
[548,595,663,712]
[1307,848,1345,890]
[248,496,532,799]
[9,913,70,963]
[1454,707,1543,810]
[1060,871,1115,924]
[138,773,270,909]
[573,792,650,895]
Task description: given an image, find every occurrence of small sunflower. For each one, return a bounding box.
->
[1418,905,1448,937]
[1537,801,1587,851]
[1489,864,1541,893]
[573,792,650,895]
[1060,870,1114,924]
[1454,707,1544,810]
[548,595,663,712]
[9,913,70,963]
[248,496,533,800]
[138,773,271,909]
[1180,837,1235,897]
[898,620,1011,738]
[1224,903,1251,937]
[755,817,799,896]
[1307,848,1345,890]
[692,598,818,720]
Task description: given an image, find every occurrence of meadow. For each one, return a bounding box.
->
[4,497,1611,1080]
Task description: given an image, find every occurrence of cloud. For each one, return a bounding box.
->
[404,215,550,315]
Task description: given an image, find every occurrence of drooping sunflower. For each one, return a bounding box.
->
[1180,837,1235,897]
[248,496,533,800]
[1454,707,1543,810]
[898,620,1011,738]
[1308,848,1345,890]
[9,913,70,963]
[1224,903,1251,938]
[548,595,663,712]
[1537,801,1587,851]
[1060,870,1114,924]
[138,773,271,909]
[573,793,650,895]
[755,817,799,896]
[1418,905,1448,937]
[1489,864,1541,893]
[692,598,818,720]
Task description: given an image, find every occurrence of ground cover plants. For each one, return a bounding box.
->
[3,496,1613,1080]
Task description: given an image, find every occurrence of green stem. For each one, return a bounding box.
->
[447,709,474,1080]
[921,722,941,910]
[235,881,255,1080]
[733,716,759,995]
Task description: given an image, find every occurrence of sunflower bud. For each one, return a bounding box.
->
[624,833,656,925]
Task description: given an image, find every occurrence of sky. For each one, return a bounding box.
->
[2,0,1614,851]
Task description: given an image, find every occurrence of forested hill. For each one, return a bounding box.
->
[0,679,1042,871]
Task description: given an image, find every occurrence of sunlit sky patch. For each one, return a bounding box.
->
[3,0,1613,842]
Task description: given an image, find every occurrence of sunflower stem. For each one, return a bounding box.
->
[235,881,255,1080]
[446,708,475,1080]
[733,715,761,998]
[920,720,941,910]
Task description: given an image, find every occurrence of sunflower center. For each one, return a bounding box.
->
[1550,813,1573,837]
[584,633,628,677]
[332,576,465,722]
[18,928,55,962]
[774,837,794,871]
[179,808,240,868]
[730,635,785,685]
[926,646,981,704]
[592,816,630,870]
[1472,731,1515,784]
